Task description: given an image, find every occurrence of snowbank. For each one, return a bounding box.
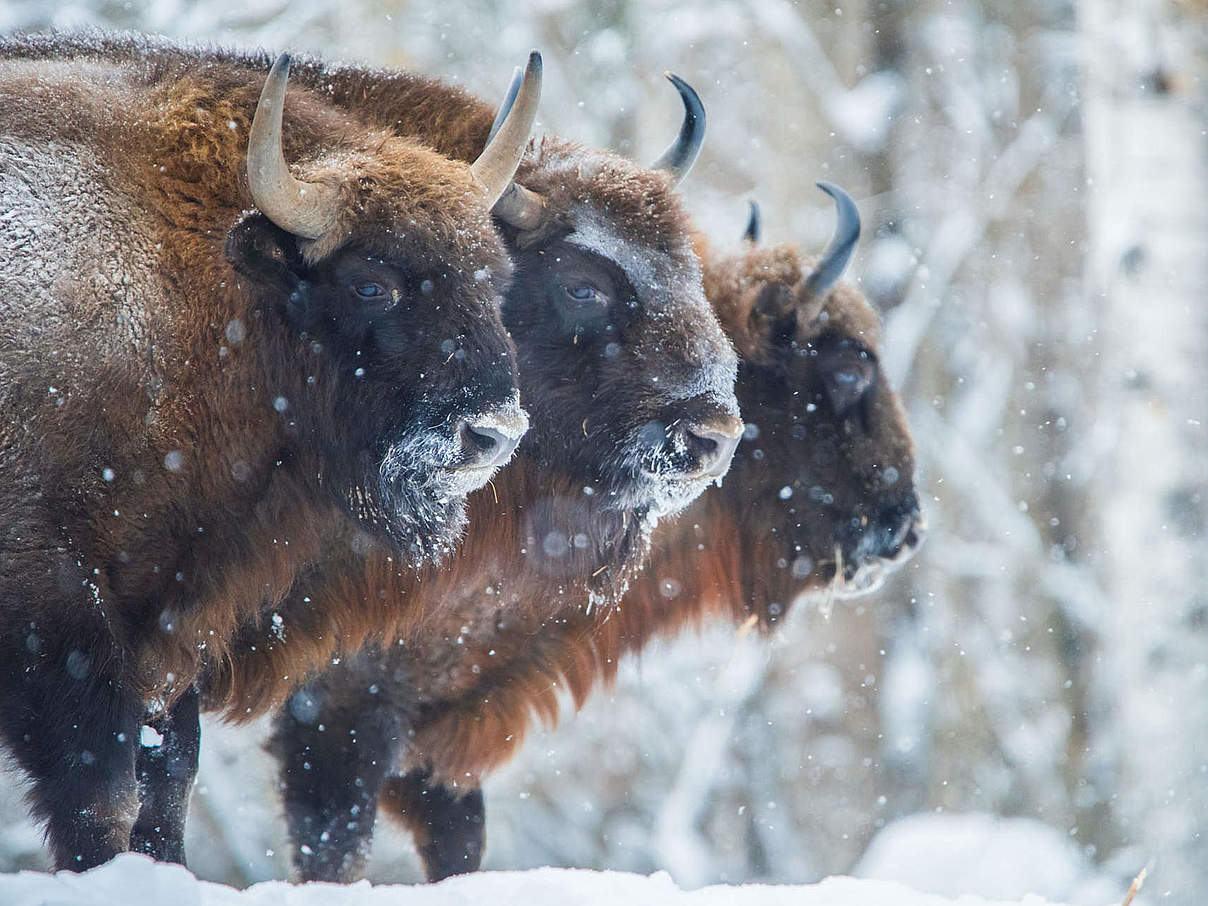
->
[854,813,1126,904]
[0,854,1100,906]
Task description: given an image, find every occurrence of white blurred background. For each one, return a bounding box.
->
[1,1,1205,903]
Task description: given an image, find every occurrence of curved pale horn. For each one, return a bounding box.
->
[479,57,546,231]
[651,73,705,185]
[798,181,861,303]
[743,200,762,244]
[472,51,544,229]
[247,53,339,240]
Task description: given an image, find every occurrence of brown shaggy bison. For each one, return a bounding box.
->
[253,185,923,883]
[0,34,541,869]
[54,35,743,873]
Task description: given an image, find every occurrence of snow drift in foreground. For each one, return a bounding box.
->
[855,813,1128,904]
[0,854,1104,906]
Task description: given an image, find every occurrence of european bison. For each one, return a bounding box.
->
[70,36,743,872]
[0,35,540,869]
[255,184,923,882]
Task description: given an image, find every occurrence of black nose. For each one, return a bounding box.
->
[683,417,744,479]
[864,498,925,562]
[457,408,528,471]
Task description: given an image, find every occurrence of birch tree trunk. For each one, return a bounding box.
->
[1081,1,1208,901]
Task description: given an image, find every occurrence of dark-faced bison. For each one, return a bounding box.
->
[257,185,923,882]
[40,34,745,874]
[0,36,541,869]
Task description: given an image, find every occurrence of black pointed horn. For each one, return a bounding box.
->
[486,66,523,145]
[651,73,705,185]
[743,200,762,244]
[798,181,860,302]
[247,53,339,240]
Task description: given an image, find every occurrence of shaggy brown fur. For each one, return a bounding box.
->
[259,230,922,883]
[0,34,525,869]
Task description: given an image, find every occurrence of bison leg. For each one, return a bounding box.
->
[270,684,406,883]
[380,769,485,881]
[130,684,201,863]
[0,619,141,870]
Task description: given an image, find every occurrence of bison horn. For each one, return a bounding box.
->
[743,200,762,244]
[651,73,705,186]
[472,51,545,230]
[247,53,340,241]
[797,182,860,307]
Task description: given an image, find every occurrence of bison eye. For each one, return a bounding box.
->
[823,360,875,416]
[564,284,605,305]
[354,282,386,299]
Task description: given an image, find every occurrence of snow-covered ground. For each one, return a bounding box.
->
[0,854,1109,906]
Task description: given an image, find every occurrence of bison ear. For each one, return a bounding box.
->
[750,282,798,347]
[226,214,316,329]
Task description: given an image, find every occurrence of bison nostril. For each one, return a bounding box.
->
[467,423,504,452]
[684,416,743,479]
[874,505,924,561]
[457,410,528,471]
[900,512,927,554]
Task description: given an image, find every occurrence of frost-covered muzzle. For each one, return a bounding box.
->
[605,404,745,519]
[345,398,528,561]
[808,503,927,601]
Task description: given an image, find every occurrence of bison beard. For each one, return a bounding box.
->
[0,33,541,871]
[337,429,476,563]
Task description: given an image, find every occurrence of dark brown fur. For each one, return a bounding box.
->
[0,34,524,869]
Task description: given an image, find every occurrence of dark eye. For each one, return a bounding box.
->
[564,284,605,305]
[815,343,877,418]
[823,361,875,416]
[354,282,386,299]
[832,369,865,388]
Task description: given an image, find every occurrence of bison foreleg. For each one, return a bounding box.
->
[270,683,406,883]
[130,684,201,863]
[0,616,141,871]
[380,769,485,881]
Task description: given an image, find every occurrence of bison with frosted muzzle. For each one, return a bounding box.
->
[229,53,536,558]
[0,38,539,870]
[701,185,924,616]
